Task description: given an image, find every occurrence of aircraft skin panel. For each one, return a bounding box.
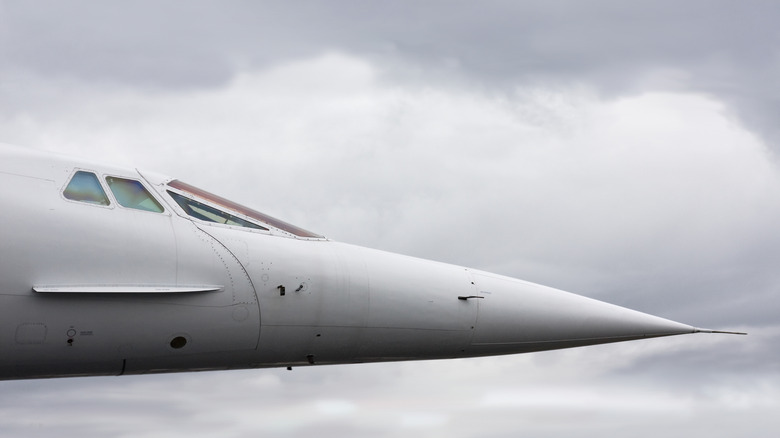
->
[206,222,480,364]
[0,143,741,380]
[468,271,694,351]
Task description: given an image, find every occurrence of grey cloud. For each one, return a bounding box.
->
[0,2,777,436]
[4,1,771,86]
[2,347,775,438]
[616,332,780,384]
[3,1,779,146]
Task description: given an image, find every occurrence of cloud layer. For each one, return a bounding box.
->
[1,2,777,437]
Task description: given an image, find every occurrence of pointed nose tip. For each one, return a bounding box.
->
[469,272,695,355]
[693,328,748,335]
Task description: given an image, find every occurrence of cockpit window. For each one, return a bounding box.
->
[167,190,267,230]
[167,180,322,238]
[63,171,110,205]
[105,176,164,213]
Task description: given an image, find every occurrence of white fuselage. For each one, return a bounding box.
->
[0,144,697,380]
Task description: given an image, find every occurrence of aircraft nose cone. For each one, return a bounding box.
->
[469,271,695,355]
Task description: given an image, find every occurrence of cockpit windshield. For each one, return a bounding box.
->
[167,180,323,238]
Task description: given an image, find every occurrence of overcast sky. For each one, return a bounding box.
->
[1,1,778,437]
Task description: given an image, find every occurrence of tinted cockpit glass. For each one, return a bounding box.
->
[167,190,267,230]
[167,180,322,238]
[105,176,164,213]
[63,171,110,205]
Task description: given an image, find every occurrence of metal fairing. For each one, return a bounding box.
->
[0,143,743,380]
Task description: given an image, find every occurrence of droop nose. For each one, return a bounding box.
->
[468,271,695,356]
